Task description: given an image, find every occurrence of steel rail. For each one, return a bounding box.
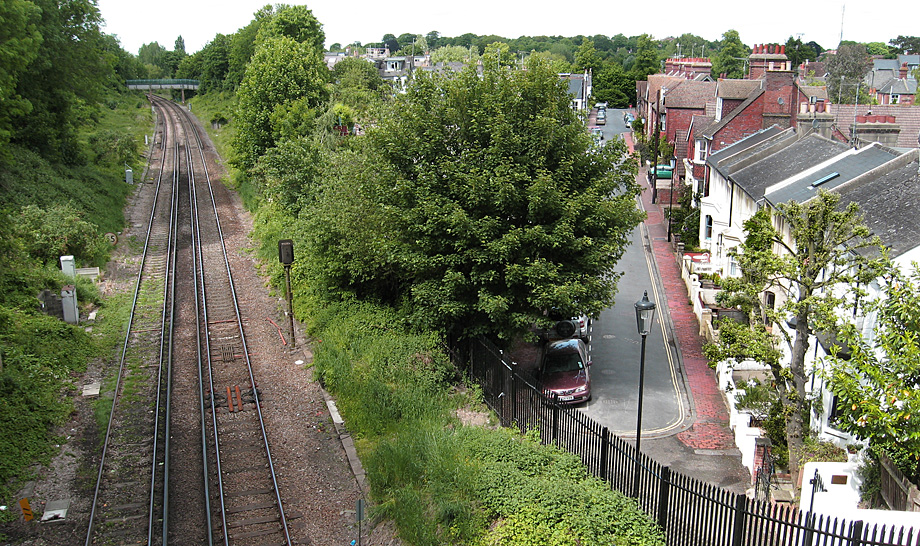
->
[85,96,178,546]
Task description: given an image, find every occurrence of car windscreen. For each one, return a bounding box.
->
[543,352,584,374]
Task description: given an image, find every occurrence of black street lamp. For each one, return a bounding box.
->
[666,156,677,242]
[633,290,657,497]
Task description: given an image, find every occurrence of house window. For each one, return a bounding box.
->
[892,94,901,104]
[828,394,845,429]
[695,140,708,164]
[704,215,713,240]
[764,291,775,326]
[729,256,738,277]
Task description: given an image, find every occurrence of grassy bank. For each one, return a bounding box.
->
[307,300,665,545]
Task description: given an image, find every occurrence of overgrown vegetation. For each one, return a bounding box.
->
[0,0,149,517]
[310,300,665,545]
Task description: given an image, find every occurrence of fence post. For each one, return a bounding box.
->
[731,495,747,546]
[599,427,609,482]
[551,394,559,444]
[657,466,671,533]
[510,369,517,427]
[848,520,864,546]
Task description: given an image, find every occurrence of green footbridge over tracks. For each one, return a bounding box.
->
[126,79,199,100]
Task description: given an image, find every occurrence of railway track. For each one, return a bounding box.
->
[85,95,295,545]
[84,96,178,546]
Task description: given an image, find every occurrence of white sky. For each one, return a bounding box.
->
[98,0,918,56]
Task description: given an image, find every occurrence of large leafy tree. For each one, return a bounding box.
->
[0,0,42,159]
[826,43,872,104]
[574,39,602,74]
[11,0,110,164]
[705,192,883,484]
[823,263,920,482]
[631,34,660,79]
[888,35,920,55]
[784,36,817,68]
[233,4,328,172]
[594,63,634,108]
[306,58,644,339]
[712,30,748,79]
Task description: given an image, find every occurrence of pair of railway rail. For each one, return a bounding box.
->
[84,95,293,545]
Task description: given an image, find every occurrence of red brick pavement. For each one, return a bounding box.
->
[625,132,736,451]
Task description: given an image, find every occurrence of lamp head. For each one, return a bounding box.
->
[635,290,657,336]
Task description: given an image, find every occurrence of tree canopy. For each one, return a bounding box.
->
[303,58,643,339]
[823,263,920,482]
[705,192,883,483]
[826,43,873,104]
[712,30,748,79]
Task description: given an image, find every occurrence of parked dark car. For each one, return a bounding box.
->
[539,338,591,404]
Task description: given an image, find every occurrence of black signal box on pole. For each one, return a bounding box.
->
[278,239,294,265]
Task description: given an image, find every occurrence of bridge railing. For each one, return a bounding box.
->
[126,79,200,90]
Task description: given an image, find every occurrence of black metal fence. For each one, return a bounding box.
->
[455,336,919,546]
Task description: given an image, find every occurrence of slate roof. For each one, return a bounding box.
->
[728,134,849,201]
[877,78,918,95]
[707,125,788,170]
[764,143,903,205]
[833,154,920,258]
[663,80,716,108]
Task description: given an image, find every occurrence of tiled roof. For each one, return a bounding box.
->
[700,88,764,139]
[832,104,920,148]
[799,86,828,101]
[765,143,903,205]
[834,153,920,258]
[664,81,716,108]
[716,80,761,100]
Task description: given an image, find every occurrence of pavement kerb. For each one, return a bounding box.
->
[633,165,698,439]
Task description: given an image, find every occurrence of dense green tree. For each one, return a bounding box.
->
[593,63,633,107]
[233,35,328,171]
[631,34,660,79]
[823,263,920,483]
[138,41,168,73]
[482,41,516,69]
[425,30,440,50]
[784,36,817,68]
[865,42,890,57]
[306,58,644,338]
[257,3,324,52]
[527,50,572,73]
[329,56,387,121]
[705,192,883,485]
[178,34,230,93]
[826,43,872,104]
[381,33,399,52]
[174,35,186,55]
[888,35,920,54]
[0,0,42,159]
[574,39,601,73]
[712,30,748,79]
[12,0,111,164]
[225,5,274,90]
[431,44,477,64]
